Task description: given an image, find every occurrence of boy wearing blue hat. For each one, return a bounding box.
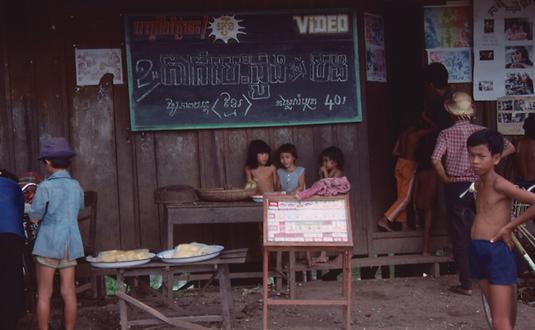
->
[29,137,84,330]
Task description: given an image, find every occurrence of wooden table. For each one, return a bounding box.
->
[110,249,247,330]
[165,201,263,249]
[164,201,286,290]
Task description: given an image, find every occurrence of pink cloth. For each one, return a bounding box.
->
[295,176,351,200]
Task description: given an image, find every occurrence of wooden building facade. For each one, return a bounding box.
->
[1,0,493,257]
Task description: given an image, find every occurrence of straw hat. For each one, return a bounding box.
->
[444,92,474,119]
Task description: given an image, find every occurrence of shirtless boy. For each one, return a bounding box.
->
[467,129,535,330]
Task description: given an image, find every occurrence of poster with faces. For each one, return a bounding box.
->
[474,1,535,100]
[497,96,535,135]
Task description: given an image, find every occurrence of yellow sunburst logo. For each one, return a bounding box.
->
[208,16,246,44]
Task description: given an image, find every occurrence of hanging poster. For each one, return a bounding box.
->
[427,48,472,83]
[364,13,387,82]
[497,96,535,135]
[474,1,535,100]
[424,5,472,49]
[424,4,472,83]
[75,48,124,86]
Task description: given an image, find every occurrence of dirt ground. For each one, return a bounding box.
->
[19,274,535,330]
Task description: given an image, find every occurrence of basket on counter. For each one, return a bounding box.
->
[196,187,256,202]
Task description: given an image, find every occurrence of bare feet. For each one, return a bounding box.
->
[422,251,430,257]
[377,217,394,232]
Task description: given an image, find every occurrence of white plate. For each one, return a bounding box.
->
[157,245,224,264]
[86,253,155,269]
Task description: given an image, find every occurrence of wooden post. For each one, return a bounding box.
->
[165,267,173,306]
[217,264,233,330]
[117,271,128,330]
[344,250,352,329]
[166,206,173,249]
[263,249,269,330]
[289,251,296,299]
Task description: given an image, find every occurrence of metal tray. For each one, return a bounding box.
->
[86,253,155,269]
[157,245,224,264]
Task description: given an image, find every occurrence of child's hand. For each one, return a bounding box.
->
[30,218,39,224]
[490,226,513,250]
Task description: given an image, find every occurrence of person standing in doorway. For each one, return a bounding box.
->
[413,63,453,253]
[377,114,436,232]
[431,92,515,296]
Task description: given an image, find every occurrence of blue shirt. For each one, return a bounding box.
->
[277,167,305,193]
[29,170,85,260]
[0,177,25,237]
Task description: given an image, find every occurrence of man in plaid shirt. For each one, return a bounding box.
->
[432,92,515,296]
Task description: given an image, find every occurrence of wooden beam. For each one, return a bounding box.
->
[116,291,209,330]
[352,255,453,268]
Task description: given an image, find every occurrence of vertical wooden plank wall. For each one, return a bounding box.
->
[0,0,14,167]
[0,0,401,255]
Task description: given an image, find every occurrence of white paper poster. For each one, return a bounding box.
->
[497,96,535,135]
[75,48,124,86]
[474,1,535,100]
[266,199,349,243]
[364,13,387,82]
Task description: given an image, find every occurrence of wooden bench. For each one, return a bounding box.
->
[99,248,247,330]
[281,254,453,287]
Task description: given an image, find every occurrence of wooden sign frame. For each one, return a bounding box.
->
[123,9,362,131]
[263,195,353,247]
[262,195,353,330]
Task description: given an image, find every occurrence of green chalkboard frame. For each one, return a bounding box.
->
[124,9,363,131]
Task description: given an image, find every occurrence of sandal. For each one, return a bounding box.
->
[377,217,394,232]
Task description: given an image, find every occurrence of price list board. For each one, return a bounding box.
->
[263,195,352,247]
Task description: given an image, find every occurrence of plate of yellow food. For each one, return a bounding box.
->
[157,242,224,264]
[86,249,155,268]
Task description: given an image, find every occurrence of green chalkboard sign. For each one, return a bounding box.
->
[124,9,362,131]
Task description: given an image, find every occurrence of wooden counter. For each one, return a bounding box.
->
[164,201,263,249]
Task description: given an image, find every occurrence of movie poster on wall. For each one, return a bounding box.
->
[427,48,472,83]
[497,96,535,135]
[75,48,124,86]
[364,13,387,82]
[474,1,535,101]
[424,4,472,83]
